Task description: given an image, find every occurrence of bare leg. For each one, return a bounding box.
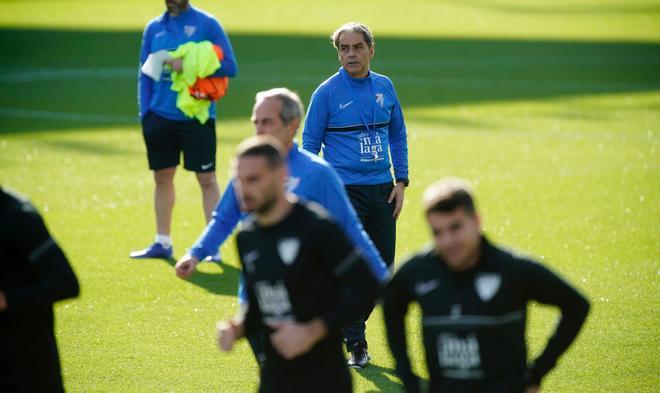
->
[196,171,220,223]
[154,167,177,236]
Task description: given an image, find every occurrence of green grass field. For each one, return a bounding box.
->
[1,1,659,391]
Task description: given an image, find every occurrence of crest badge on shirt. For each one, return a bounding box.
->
[474,273,501,302]
[375,93,384,108]
[277,238,300,265]
[184,25,197,37]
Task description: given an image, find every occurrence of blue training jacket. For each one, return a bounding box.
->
[138,5,237,121]
[302,67,408,185]
[189,144,389,301]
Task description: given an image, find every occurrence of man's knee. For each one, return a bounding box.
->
[153,167,176,186]
[196,171,218,189]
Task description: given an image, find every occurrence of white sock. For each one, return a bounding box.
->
[155,234,172,248]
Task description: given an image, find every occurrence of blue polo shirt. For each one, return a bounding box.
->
[138,4,237,121]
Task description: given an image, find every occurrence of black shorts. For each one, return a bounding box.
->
[141,111,216,172]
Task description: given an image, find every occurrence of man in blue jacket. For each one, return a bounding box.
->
[175,88,388,366]
[131,0,237,260]
[175,88,387,282]
[302,22,409,367]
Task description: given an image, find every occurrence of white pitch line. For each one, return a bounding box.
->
[0,107,137,123]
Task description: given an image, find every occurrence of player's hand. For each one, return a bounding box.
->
[217,320,244,352]
[0,291,7,312]
[175,254,199,278]
[268,319,327,360]
[165,58,183,72]
[524,385,540,393]
[388,182,406,220]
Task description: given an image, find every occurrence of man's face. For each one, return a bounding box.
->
[337,31,374,78]
[165,0,188,14]
[251,98,297,149]
[427,208,482,271]
[235,156,285,214]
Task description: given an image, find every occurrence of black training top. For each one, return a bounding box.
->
[383,237,590,393]
[237,201,379,393]
[0,187,80,392]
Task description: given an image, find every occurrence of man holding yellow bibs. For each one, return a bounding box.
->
[131,0,237,260]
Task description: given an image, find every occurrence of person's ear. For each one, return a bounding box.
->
[289,117,300,136]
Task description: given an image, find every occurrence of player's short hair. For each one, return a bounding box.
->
[255,88,304,127]
[235,135,286,169]
[423,178,477,215]
[331,22,374,49]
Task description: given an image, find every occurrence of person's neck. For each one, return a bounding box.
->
[255,194,295,227]
[345,67,369,79]
[169,3,190,17]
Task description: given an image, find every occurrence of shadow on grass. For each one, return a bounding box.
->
[161,257,241,297]
[0,28,659,134]
[356,363,429,393]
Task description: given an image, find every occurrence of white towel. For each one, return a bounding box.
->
[140,50,173,82]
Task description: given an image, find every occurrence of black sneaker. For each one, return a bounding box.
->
[347,347,370,369]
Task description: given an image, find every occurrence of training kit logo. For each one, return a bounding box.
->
[184,25,196,37]
[339,100,353,110]
[475,273,501,302]
[255,280,294,323]
[277,238,300,265]
[375,93,384,108]
[415,279,440,297]
[437,333,483,378]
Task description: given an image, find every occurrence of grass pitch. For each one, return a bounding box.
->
[0,1,658,392]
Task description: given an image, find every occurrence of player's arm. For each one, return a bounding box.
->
[521,259,591,387]
[1,209,79,312]
[386,84,409,220]
[269,220,379,360]
[138,24,153,118]
[217,237,263,352]
[207,17,238,78]
[176,180,242,278]
[388,90,409,185]
[383,265,421,393]
[317,221,380,332]
[301,88,329,155]
[316,166,388,281]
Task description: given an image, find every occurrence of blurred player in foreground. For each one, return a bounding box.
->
[217,137,378,392]
[383,179,590,393]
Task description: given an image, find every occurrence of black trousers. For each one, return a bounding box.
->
[343,182,396,350]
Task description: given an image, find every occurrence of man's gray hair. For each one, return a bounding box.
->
[331,22,374,49]
[255,88,305,126]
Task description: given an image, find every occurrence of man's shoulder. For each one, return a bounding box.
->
[395,245,437,276]
[296,200,333,222]
[313,71,342,94]
[144,13,166,32]
[483,239,542,272]
[189,5,221,24]
[371,71,396,91]
[0,188,37,216]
